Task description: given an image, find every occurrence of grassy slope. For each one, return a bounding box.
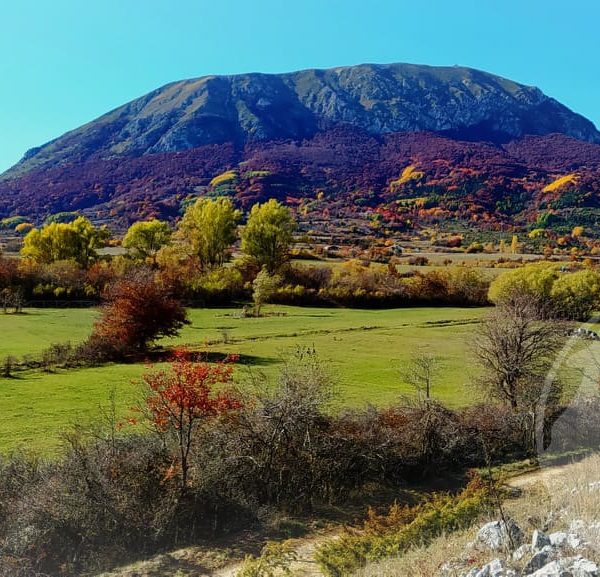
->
[1,305,485,453]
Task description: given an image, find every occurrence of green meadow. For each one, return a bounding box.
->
[1,305,487,453]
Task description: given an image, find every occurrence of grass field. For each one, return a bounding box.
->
[1,305,487,453]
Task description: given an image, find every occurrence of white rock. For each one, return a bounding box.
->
[571,557,599,577]
[476,520,523,551]
[532,529,552,551]
[528,556,599,577]
[568,532,586,550]
[549,531,568,548]
[528,558,575,576]
[474,558,515,577]
[513,543,532,561]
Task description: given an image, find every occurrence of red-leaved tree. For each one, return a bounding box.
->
[91,270,188,357]
[138,348,241,492]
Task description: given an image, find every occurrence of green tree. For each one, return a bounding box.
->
[122,219,172,264]
[21,216,109,268]
[252,267,282,317]
[177,197,241,269]
[241,199,296,273]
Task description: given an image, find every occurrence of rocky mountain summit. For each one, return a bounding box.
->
[2,63,600,226]
[5,63,600,179]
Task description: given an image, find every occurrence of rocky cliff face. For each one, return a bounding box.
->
[5,63,599,178]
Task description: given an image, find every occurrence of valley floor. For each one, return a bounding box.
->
[1,305,486,453]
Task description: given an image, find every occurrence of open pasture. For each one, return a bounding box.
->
[1,305,488,452]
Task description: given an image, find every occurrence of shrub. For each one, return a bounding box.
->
[188,266,247,304]
[0,433,241,576]
[465,241,484,254]
[315,475,494,577]
[407,256,429,266]
[237,541,298,577]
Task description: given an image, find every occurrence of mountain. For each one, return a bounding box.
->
[2,62,600,230]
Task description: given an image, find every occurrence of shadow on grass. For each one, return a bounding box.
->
[144,349,278,367]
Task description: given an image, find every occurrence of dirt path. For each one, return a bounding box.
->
[96,461,582,577]
[505,463,574,490]
[94,528,340,577]
[211,462,577,577]
[212,530,340,577]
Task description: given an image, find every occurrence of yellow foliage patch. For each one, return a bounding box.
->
[390,165,425,190]
[210,170,238,188]
[542,173,578,193]
[395,196,428,207]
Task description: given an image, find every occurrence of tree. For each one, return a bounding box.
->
[572,226,585,238]
[14,222,33,235]
[252,267,282,316]
[21,216,109,268]
[401,350,439,400]
[474,294,563,451]
[489,263,600,321]
[177,197,240,269]
[122,219,172,264]
[550,268,600,320]
[510,234,519,254]
[139,348,240,492]
[241,199,296,273]
[91,271,188,356]
[488,262,560,313]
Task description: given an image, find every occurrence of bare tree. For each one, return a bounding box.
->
[473,294,564,451]
[401,349,439,401]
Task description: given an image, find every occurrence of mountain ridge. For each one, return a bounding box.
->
[2,62,600,232]
[4,62,599,180]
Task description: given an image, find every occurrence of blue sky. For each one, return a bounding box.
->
[0,0,598,172]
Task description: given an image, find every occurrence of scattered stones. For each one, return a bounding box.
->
[451,520,599,577]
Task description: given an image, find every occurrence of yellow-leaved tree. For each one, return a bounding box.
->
[21,216,109,268]
[122,219,172,265]
[177,197,241,270]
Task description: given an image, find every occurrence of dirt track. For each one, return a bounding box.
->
[97,461,578,577]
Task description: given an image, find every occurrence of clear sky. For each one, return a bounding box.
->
[1,0,598,172]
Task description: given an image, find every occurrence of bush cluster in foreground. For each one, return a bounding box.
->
[1,347,599,576]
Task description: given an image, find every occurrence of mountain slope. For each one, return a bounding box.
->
[4,63,600,179]
[2,62,600,232]
[2,128,600,233]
